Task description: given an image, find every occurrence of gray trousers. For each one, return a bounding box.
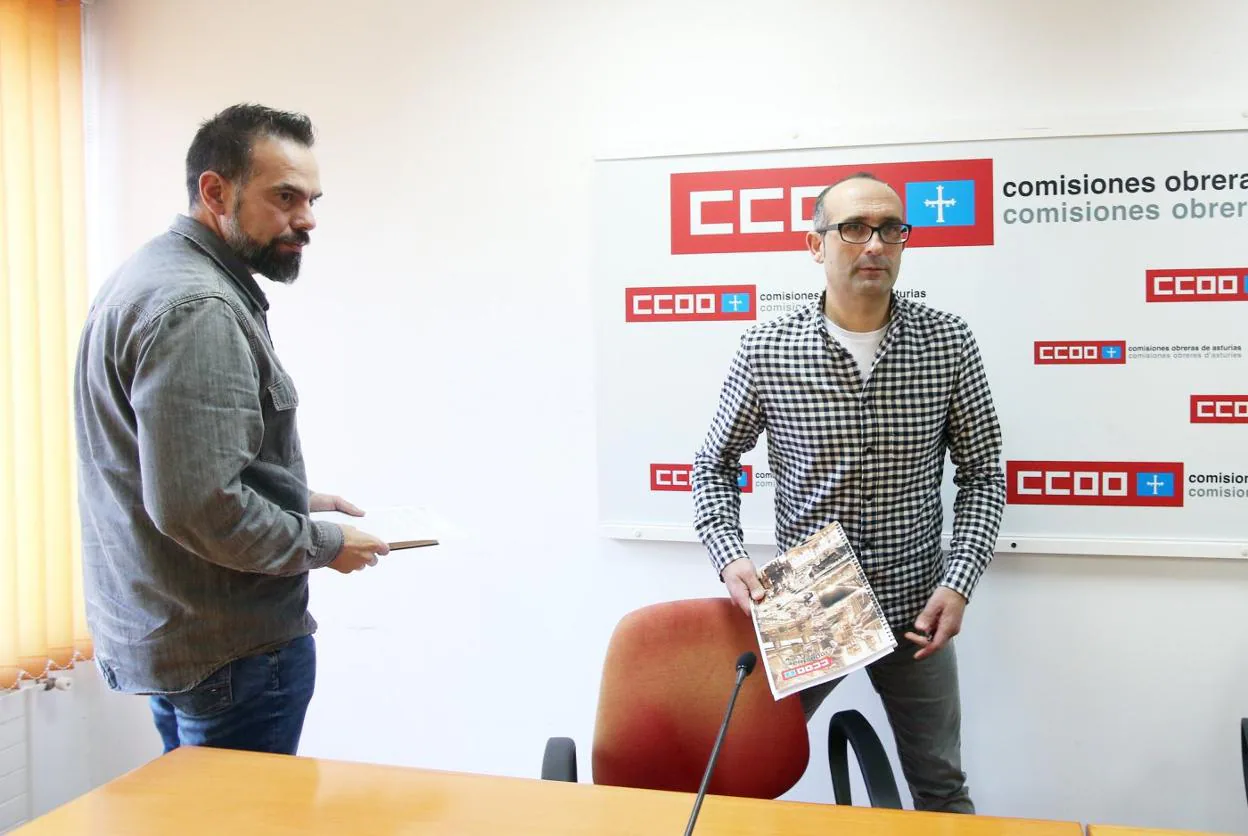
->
[799,635,972,813]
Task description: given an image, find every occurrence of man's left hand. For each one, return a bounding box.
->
[903,586,966,661]
[309,492,365,516]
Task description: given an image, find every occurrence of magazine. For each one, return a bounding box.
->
[750,521,897,700]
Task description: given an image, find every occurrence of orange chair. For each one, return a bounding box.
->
[543,597,808,799]
[543,597,906,808]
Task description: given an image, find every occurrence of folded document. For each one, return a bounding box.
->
[310,505,440,550]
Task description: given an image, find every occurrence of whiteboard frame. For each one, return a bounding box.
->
[598,525,1248,560]
[594,106,1248,162]
[594,108,1248,560]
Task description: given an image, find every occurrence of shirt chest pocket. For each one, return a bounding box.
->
[257,374,302,464]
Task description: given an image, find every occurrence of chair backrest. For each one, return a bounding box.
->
[826,709,902,809]
[1241,718,1248,808]
[591,597,809,799]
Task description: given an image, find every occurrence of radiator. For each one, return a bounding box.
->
[0,688,30,834]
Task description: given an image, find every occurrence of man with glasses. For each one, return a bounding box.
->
[692,172,1005,813]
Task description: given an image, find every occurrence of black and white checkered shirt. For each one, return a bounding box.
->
[692,293,1005,630]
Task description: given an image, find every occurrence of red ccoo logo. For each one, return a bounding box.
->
[651,463,693,491]
[1145,268,1248,303]
[650,464,752,492]
[1007,460,1183,507]
[1191,395,1248,423]
[670,158,994,255]
[1034,340,1126,365]
[625,285,756,323]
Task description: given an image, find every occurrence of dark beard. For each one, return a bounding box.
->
[224,224,309,284]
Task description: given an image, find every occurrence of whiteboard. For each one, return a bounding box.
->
[592,129,1248,559]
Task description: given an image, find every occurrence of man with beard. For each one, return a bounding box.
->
[692,173,1005,812]
[73,104,388,755]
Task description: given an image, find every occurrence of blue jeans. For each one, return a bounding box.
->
[149,634,315,755]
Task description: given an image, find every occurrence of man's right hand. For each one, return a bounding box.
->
[327,524,390,573]
[723,557,766,615]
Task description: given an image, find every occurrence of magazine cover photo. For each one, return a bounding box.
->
[752,522,897,699]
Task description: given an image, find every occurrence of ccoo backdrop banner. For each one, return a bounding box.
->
[593,128,1248,559]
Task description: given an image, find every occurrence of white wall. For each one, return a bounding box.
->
[63,0,1248,832]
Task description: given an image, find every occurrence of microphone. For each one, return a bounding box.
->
[683,651,757,836]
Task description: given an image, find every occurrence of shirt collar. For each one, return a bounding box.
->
[807,289,911,335]
[169,214,270,313]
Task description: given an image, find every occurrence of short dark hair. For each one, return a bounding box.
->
[811,171,895,229]
[185,104,316,208]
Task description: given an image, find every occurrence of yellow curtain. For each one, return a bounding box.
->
[0,0,90,690]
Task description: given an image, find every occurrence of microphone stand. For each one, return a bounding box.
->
[683,661,751,836]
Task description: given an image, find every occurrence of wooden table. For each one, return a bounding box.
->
[1087,827,1236,835]
[14,745,1084,835]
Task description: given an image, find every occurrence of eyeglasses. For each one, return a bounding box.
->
[815,222,911,245]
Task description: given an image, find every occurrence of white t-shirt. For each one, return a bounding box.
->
[824,315,886,382]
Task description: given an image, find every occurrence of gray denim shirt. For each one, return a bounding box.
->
[73,215,345,694]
